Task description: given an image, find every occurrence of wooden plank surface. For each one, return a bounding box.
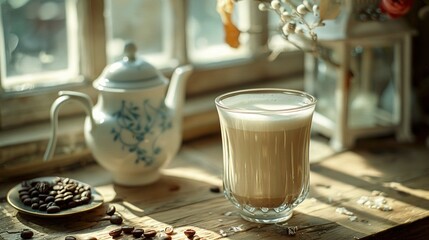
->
[0,135,428,239]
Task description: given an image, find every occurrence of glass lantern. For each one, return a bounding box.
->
[304,0,415,151]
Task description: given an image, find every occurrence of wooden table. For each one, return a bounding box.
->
[1,135,428,239]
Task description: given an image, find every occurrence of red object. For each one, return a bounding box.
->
[379,0,414,18]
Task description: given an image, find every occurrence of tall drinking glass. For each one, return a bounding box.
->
[215,88,316,223]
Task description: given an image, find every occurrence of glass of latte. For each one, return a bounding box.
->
[215,88,316,223]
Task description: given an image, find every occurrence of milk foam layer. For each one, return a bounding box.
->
[219,92,315,131]
[220,92,313,111]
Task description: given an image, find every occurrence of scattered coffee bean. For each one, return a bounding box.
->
[209,186,221,193]
[164,226,174,235]
[143,229,157,238]
[83,237,97,240]
[65,236,77,240]
[106,205,116,216]
[131,228,144,238]
[121,225,134,234]
[20,229,33,239]
[159,234,172,240]
[169,184,180,191]
[110,214,123,225]
[184,229,196,238]
[109,228,123,237]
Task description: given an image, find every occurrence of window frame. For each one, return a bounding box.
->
[0,0,304,178]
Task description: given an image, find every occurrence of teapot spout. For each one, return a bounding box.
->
[164,65,193,115]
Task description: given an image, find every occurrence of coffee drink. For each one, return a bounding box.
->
[216,89,316,223]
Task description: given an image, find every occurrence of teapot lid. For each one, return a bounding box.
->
[93,42,167,91]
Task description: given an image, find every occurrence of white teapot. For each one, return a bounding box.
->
[44,42,193,186]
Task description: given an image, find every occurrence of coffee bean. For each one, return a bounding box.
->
[109,228,123,237]
[110,214,123,225]
[19,187,30,193]
[54,198,65,206]
[35,181,51,194]
[106,205,116,216]
[81,190,91,198]
[81,196,90,204]
[31,197,39,204]
[159,234,172,240]
[31,203,39,209]
[184,229,196,238]
[169,184,180,191]
[23,198,32,206]
[20,229,33,239]
[45,196,55,203]
[83,237,97,240]
[58,189,67,195]
[73,194,81,201]
[144,229,157,238]
[65,236,77,240]
[19,191,29,196]
[38,194,48,200]
[121,225,134,234]
[63,195,73,202]
[20,194,30,201]
[68,201,78,208]
[131,228,144,238]
[164,226,174,235]
[63,191,73,196]
[46,202,56,208]
[209,186,221,193]
[47,205,61,213]
[30,190,39,198]
[55,193,64,199]
[39,204,48,211]
[66,184,77,192]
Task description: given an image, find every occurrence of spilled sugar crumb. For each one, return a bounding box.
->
[356,194,393,211]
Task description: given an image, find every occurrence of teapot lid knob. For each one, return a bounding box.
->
[123,42,137,62]
[93,41,168,91]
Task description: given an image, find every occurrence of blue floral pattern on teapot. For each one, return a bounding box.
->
[111,99,172,165]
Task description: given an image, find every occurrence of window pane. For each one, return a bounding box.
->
[188,0,249,63]
[0,0,77,90]
[105,0,168,65]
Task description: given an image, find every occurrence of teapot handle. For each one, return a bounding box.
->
[44,91,95,161]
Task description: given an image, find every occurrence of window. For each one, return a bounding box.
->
[0,0,79,89]
[0,0,303,178]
